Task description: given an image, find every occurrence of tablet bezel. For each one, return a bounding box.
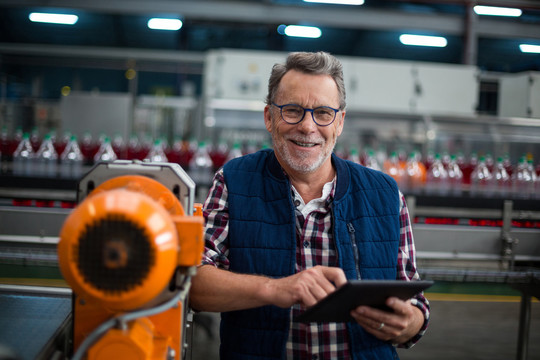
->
[294,280,433,323]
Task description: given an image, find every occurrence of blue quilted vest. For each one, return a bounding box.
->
[220,149,401,360]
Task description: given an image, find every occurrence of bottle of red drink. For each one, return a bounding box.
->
[54,131,70,157]
[210,139,229,171]
[80,133,98,165]
[112,134,126,159]
[462,152,478,188]
[165,138,182,164]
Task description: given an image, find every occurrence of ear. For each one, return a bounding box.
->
[264,105,273,133]
[336,110,345,137]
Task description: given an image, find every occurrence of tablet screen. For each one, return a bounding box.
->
[295,280,433,323]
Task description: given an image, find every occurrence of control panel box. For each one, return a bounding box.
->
[498,72,540,118]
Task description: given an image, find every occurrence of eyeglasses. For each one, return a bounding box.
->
[272,103,340,127]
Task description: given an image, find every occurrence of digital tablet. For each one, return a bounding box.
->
[295,280,433,323]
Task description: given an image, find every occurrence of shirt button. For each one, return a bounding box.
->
[294,199,301,207]
[303,241,310,248]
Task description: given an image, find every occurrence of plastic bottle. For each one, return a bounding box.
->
[334,144,347,160]
[526,159,537,199]
[30,127,41,152]
[423,150,435,172]
[461,152,478,189]
[244,140,258,155]
[93,137,117,163]
[125,135,140,160]
[145,139,168,162]
[35,133,58,178]
[112,134,126,159]
[0,126,11,172]
[384,151,406,190]
[188,140,214,186]
[165,137,182,164]
[425,153,449,196]
[441,152,451,169]
[493,156,511,198]
[405,151,426,195]
[535,163,540,200]
[348,147,361,164]
[210,139,229,170]
[12,133,34,176]
[485,153,495,173]
[178,138,198,169]
[511,157,530,199]
[375,146,387,170]
[11,127,23,153]
[79,132,94,165]
[226,142,244,163]
[446,155,463,196]
[502,154,514,178]
[470,156,494,198]
[54,130,71,157]
[60,135,83,179]
[364,149,382,171]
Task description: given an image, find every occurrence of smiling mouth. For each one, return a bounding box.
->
[291,139,318,148]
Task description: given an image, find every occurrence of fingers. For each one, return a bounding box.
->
[319,266,348,288]
[350,297,411,342]
[295,266,343,306]
[289,266,347,307]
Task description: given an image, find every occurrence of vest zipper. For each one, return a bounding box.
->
[347,222,361,279]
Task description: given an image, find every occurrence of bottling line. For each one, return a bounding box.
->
[1,50,539,359]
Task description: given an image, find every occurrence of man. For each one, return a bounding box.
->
[190,51,430,359]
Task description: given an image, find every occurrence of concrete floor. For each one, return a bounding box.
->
[188,299,540,360]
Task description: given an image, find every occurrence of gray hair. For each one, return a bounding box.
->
[265,51,346,110]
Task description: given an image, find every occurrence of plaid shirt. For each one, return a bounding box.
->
[202,167,430,359]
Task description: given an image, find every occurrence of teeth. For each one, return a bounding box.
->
[293,140,316,147]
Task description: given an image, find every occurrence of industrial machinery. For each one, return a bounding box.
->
[56,161,204,360]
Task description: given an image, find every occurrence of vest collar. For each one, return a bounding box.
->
[266,149,350,201]
[332,153,350,201]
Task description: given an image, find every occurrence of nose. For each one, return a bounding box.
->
[297,109,318,132]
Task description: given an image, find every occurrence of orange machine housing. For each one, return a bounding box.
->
[57,175,204,360]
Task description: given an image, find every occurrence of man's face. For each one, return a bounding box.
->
[264,69,345,175]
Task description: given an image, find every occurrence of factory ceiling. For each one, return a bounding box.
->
[0,0,540,75]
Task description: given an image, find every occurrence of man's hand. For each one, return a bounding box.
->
[350,297,424,345]
[190,264,347,313]
[265,265,348,308]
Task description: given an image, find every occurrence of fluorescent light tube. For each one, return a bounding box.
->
[284,25,322,39]
[400,34,447,47]
[473,5,522,17]
[303,0,364,5]
[147,18,183,31]
[29,12,78,25]
[520,44,540,54]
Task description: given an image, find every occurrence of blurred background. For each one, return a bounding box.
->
[0,1,539,360]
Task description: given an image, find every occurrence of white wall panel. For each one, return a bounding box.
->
[204,49,480,117]
[204,49,286,101]
[413,63,479,116]
[343,57,414,114]
[60,92,132,139]
[498,72,540,118]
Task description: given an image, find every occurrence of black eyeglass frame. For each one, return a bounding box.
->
[271,103,340,127]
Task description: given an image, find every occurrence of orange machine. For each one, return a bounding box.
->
[57,162,204,360]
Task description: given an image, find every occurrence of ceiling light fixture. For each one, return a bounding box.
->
[303,0,365,5]
[519,44,540,54]
[473,5,522,17]
[147,18,183,31]
[399,34,447,48]
[282,25,322,39]
[28,12,78,25]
